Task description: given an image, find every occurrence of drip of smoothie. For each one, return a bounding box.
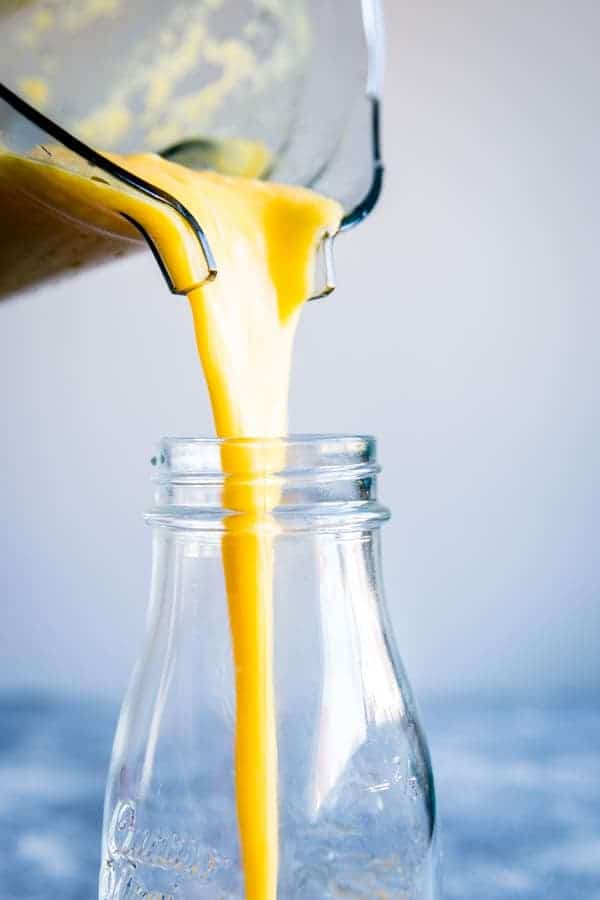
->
[0,145,341,899]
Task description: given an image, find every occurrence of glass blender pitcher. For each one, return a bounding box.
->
[0,0,384,299]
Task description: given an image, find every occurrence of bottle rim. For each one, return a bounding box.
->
[151,434,378,481]
[148,434,389,533]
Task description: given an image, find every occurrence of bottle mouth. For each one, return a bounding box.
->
[152,434,377,480]
[148,435,389,532]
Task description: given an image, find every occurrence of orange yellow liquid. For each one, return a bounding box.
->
[0,145,341,899]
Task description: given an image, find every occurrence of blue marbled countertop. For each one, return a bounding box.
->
[0,693,598,899]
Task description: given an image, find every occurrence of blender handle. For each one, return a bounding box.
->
[0,82,218,295]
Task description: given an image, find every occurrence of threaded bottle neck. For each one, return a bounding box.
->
[147,434,389,533]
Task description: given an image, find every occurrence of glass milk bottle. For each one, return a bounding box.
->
[99,436,437,899]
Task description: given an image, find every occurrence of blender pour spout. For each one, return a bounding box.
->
[0,83,218,296]
[0,81,340,300]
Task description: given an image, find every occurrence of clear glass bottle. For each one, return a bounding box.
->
[99,435,437,899]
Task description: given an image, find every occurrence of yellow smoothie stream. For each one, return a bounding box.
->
[0,145,341,899]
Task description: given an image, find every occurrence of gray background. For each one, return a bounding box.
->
[1,0,598,702]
